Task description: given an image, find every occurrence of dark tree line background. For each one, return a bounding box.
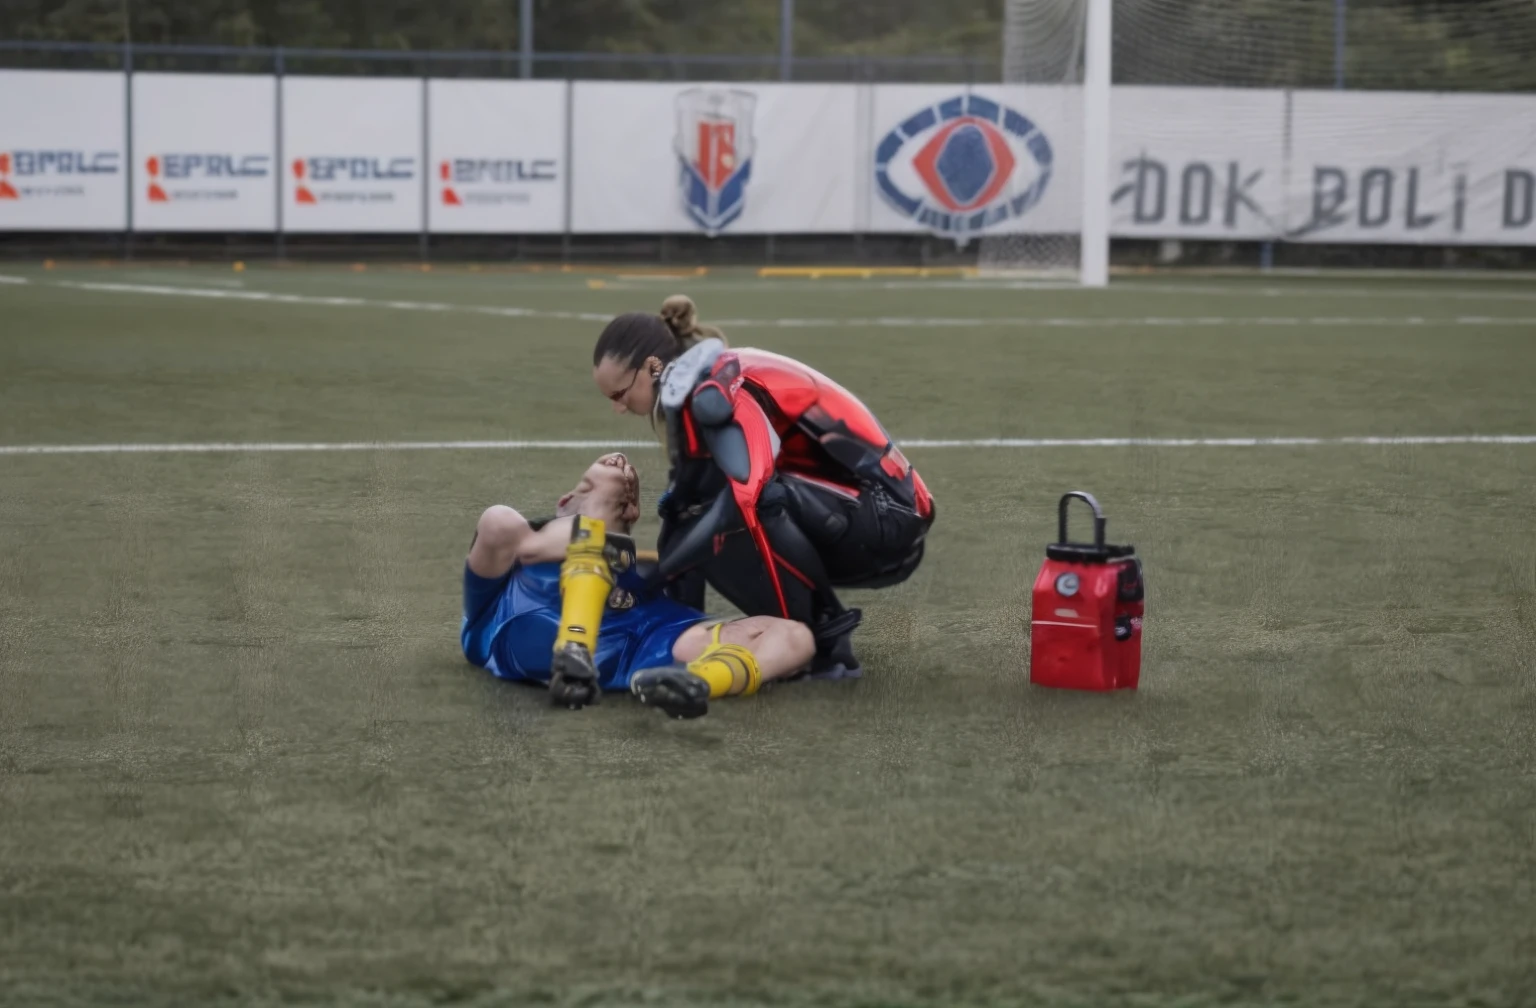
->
[1,0,1534,89]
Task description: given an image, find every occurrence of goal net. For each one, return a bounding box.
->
[976,0,1099,283]
[975,0,1536,284]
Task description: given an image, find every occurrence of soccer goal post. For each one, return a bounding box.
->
[975,0,1110,285]
[1079,0,1111,287]
[977,0,1536,285]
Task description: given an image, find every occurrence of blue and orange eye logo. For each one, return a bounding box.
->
[875,94,1053,245]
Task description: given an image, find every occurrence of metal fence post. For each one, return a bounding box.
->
[779,0,794,81]
[562,77,574,263]
[275,46,285,260]
[520,0,534,79]
[1334,0,1347,89]
[420,67,430,262]
[122,41,136,260]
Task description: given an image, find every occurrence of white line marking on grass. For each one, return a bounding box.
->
[719,315,1536,329]
[1184,266,1536,282]
[4,435,1534,456]
[137,277,247,290]
[0,439,658,456]
[720,315,1536,329]
[874,280,1536,303]
[55,280,615,322]
[0,274,31,285]
[898,435,1536,448]
[559,277,1536,303]
[43,279,1536,329]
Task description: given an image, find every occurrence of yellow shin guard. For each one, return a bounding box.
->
[553,515,613,660]
[686,623,762,699]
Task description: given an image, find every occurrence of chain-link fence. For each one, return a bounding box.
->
[3,5,1534,271]
[9,0,1536,89]
[0,39,997,83]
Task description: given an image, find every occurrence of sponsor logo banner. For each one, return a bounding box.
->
[428,79,565,233]
[571,82,857,235]
[132,73,276,231]
[0,71,126,230]
[282,76,421,233]
[867,85,1082,240]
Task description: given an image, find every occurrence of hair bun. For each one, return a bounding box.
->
[659,294,727,349]
[660,294,698,338]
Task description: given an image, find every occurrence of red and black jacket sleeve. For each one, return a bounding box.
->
[655,353,793,618]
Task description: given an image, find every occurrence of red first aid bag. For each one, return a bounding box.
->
[1030,492,1144,691]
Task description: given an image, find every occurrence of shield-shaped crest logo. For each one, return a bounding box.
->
[675,88,757,235]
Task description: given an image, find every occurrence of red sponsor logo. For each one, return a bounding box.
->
[440,160,461,206]
[144,155,169,202]
[292,159,316,204]
[0,153,18,200]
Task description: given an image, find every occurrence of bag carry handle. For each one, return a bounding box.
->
[1058,491,1106,549]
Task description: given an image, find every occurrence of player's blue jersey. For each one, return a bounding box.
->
[461,561,706,690]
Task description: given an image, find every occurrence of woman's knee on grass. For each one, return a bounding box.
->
[468,505,531,577]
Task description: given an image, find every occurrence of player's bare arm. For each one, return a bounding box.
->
[467,453,639,577]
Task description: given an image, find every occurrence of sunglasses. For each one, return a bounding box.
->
[607,368,642,403]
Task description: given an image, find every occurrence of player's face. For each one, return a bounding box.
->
[560,453,640,532]
[594,355,659,417]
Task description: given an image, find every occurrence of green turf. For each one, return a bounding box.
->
[1,266,1534,1008]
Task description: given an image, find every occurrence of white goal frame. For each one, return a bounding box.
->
[1080,0,1112,287]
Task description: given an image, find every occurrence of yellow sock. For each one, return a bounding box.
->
[553,515,613,658]
[686,624,762,699]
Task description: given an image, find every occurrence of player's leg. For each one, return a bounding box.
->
[631,616,816,719]
[548,515,614,710]
[678,616,816,683]
[462,506,533,667]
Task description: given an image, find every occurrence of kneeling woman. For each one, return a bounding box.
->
[591,296,935,678]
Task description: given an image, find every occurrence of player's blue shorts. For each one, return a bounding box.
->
[461,561,709,691]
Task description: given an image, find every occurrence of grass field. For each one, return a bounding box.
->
[1,263,1534,1008]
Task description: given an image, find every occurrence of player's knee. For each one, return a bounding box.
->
[476,505,529,550]
[471,506,531,573]
[778,619,816,666]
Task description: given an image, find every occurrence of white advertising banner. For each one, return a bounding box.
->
[0,70,126,231]
[427,79,566,234]
[281,76,422,233]
[571,82,857,234]
[1287,90,1536,245]
[1109,87,1287,240]
[866,85,1083,243]
[131,73,276,232]
[7,71,1536,248]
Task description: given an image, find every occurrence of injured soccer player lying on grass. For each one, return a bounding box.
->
[461,452,816,719]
